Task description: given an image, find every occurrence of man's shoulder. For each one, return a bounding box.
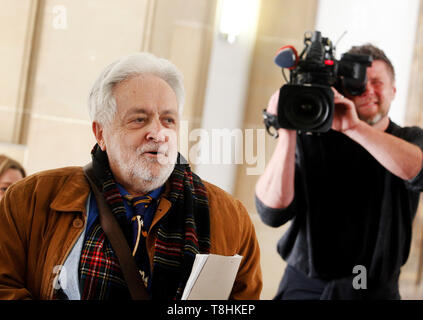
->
[10,166,85,193]
[202,180,237,202]
[201,180,247,215]
[388,120,423,143]
[5,166,90,215]
[31,166,83,176]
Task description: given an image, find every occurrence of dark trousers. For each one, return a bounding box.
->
[274,265,327,300]
[274,264,401,300]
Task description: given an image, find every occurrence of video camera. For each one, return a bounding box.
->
[263,31,372,135]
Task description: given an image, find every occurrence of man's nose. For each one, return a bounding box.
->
[146,118,167,142]
[360,81,375,97]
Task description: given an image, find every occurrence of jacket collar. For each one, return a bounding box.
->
[48,167,174,217]
[50,168,91,213]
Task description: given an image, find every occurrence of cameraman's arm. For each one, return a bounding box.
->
[345,121,423,181]
[331,90,423,181]
[255,90,297,210]
[255,129,297,209]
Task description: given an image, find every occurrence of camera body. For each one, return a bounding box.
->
[277,31,372,132]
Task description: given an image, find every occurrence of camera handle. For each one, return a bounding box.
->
[262,109,281,139]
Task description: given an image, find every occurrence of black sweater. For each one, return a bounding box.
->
[256,120,423,297]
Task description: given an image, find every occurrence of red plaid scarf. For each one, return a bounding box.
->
[78,144,210,300]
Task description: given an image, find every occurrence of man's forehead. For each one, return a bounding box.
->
[368,60,394,81]
[115,74,175,94]
[113,75,179,115]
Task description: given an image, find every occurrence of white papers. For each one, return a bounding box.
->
[181,254,243,300]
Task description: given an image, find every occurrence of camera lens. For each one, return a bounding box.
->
[296,97,323,122]
[286,91,329,129]
[278,84,334,132]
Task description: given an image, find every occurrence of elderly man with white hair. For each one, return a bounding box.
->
[0,53,262,300]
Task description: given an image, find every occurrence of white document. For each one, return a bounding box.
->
[181,253,243,300]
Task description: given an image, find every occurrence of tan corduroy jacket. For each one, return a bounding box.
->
[0,167,262,300]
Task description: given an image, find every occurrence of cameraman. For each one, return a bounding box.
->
[255,44,423,300]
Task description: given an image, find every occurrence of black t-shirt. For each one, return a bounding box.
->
[256,120,423,282]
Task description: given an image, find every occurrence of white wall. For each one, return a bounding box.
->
[315,0,420,125]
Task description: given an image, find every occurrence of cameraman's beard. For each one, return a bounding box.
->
[358,107,389,126]
[361,113,383,126]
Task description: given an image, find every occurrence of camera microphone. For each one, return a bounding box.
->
[274,45,298,69]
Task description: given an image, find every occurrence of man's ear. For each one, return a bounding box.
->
[92,121,107,151]
[392,83,397,100]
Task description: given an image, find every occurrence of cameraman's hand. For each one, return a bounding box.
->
[331,87,361,133]
[267,89,296,136]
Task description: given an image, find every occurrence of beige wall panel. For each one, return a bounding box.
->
[24,117,95,174]
[0,0,34,142]
[148,0,216,125]
[0,108,16,143]
[259,0,317,40]
[169,24,209,167]
[406,1,423,127]
[0,143,27,165]
[169,23,207,123]
[149,0,214,57]
[25,0,150,122]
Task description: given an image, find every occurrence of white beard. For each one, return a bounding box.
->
[365,113,382,125]
[360,110,387,126]
[108,141,177,194]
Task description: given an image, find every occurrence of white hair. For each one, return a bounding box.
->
[88,52,185,126]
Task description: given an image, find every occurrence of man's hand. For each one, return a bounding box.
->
[331,87,361,133]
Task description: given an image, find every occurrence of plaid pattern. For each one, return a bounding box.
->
[79,144,210,300]
[152,165,211,299]
[79,224,129,300]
